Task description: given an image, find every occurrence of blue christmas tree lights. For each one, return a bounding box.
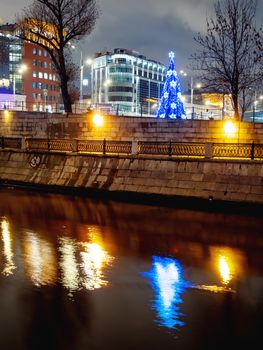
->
[156,51,186,119]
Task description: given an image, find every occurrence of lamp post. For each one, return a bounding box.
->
[70,44,85,111]
[80,50,83,109]
[179,70,201,118]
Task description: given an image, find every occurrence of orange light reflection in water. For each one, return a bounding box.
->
[58,226,114,295]
[194,246,245,293]
[24,231,57,286]
[1,218,16,276]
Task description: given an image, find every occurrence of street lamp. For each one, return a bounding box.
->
[70,44,88,110]
[13,64,27,106]
[179,70,201,107]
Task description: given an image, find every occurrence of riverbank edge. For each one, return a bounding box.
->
[0,179,262,217]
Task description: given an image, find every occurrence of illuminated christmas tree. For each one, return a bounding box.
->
[156,51,186,119]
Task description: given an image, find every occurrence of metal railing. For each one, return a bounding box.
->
[1,101,262,122]
[0,137,262,160]
[0,136,22,150]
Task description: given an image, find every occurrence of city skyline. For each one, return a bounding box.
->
[0,0,262,86]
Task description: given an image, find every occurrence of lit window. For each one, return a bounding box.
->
[44,73,48,79]
[44,50,48,57]
[49,74,52,80]
[38,82,42,89]
[33,48,37,55]
[33,71,37,77]
[38,72,43,78]
[38,49,42,56]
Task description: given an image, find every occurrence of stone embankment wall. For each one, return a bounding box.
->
[0,151,262,203]
[0,111,262,143]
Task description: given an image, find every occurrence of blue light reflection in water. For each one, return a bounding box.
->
[142,256,190,330]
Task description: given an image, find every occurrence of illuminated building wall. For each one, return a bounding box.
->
[91,48,166,115]
[0,23,61,111]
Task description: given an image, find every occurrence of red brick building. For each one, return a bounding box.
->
[23,41,61,112]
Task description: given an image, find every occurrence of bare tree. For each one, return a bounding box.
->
[193,0,263,120]
[16,0,99,113]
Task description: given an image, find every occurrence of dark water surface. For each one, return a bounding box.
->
[0,188,263,350]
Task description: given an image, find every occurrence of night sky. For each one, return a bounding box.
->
[0,0,263,78]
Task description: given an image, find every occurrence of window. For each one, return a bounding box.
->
[44,50,48,57]
[49,74,52,80]
[33,71,37,77]
[38,82,42,89]
[38,72,43,78]
[32,93,37,99]
[108,86,133,93]
[38,61,43,67]
[33,59,37,66]
[44,73,48,79]
[32,82,37,89]
[38,49,42,56]
[33,48,37,55]
[108,96,132,102]
[43,61,48,68]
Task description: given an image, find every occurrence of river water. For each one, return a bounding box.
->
[0,188,262,349]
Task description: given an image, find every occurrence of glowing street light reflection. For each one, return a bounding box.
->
[24,231,57,286]
[80,242,113,290]
[1,218,16,275]
[219,255,231,285]
[58,236,80,295]
[210,246,245,288]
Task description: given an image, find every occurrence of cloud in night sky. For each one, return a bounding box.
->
[0,0,262,73]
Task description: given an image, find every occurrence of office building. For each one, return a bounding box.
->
[90,48,166,115]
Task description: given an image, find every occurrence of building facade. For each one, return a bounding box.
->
[0,23,60,112]
[90,48,166,115]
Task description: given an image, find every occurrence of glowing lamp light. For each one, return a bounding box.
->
[3,110,10,122]
[224,120,237,138]
[93,113,104,127]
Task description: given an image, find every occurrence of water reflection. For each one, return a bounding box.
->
[143,256,189,330]
[81,225,114,290]
[1,217,16,275]
[58,237,80,294]
[24,231,57,286]
[0,214,114,295]
[143,248,246,330]
[58,226,114,296]
[211,247,244,286]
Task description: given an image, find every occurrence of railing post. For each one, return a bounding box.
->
[71,139,78,152]
[205,142,213,159]
[21,137,27,151]
[1,136,4,149]
[48,138,50,152]
[251,141,255,160]
[103,138,106,155]
[131,141,138,155]
[168,140,172,156]
[191,106,195,119]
